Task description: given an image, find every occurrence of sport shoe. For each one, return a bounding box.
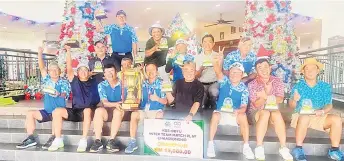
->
[16,136,37,149]
[243,144,255,159]
[77,138,87,152]
[106,139,120,152]
[125,139,138,154]
[42,135,55,150]
[206,141,216,158]
[328,149,344,161]
[255,146,265,161]
[279,147,293,160]
[292,147,307,161]
[90,139,103,153]
[48,138,64,151]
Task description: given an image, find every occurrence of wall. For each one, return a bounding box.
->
[0,31,59,52]
[196,23,243,42]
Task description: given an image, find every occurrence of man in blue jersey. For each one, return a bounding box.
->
[16,47,70,149]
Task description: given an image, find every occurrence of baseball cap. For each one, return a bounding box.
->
[77,63,90,71]
[116,10,126,17]
[175,39,187,46]
[48,62,60,70]
[229,62,244,72]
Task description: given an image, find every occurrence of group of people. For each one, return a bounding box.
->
[15,10,344,161]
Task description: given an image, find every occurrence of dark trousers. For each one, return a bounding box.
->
[113,52,133,71]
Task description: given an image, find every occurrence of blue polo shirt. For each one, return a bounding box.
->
[42,75,71,113]
[98,80,123,102]
[223,49,257,75]
[216,76,249,111]
[104,24,138,53]
[140,78,166,110]
[166,54,194,82]
[291,79,332,113]
[70,77,99,109]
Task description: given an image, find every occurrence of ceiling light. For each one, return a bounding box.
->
[146,8,151,10]
[2,27,7,29]
[301,22,306,25]
[156,21,160,23]
[301,33,311,35]
[134,26,139,29]
[216,4,221,7]
[184,13,188,16]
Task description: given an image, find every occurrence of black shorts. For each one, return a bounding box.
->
[65,108,95,122]
[38,110,52,123]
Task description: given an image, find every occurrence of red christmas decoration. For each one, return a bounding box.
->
[285,36,291,43]
[24,85,28,90]
[266,0,274,8]
[25,92,31,100]
[250,4,256,11]
[251,23,268,37]
[266,14,276,23]
[269,34,274,41]
[86,30,94,38]
[257,44,274,57]
[71,7,76,14]
[35,92,43,100]
[68,31,73,38]
[88,45,95,52]
[248,19,255,25]
[85,8,92,14]
[72,59,79,68]
[84,22,93,29]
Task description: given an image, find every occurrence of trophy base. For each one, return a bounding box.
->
[93,70,103,73]
[265,105,279,111]
[202,63,213,67]
[122,103,140,111]
[221,108,234,113]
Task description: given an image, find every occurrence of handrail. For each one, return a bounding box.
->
[0,47,57,56]
[298,44,344,55]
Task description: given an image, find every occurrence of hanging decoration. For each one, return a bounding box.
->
[0,11,60,27]
[56,0,107,75]
[244,0,300,93]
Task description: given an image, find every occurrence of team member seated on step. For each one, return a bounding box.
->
[206,52,254,159]
[90,64,127,153]
[16,47,70,149]
[289,58,344,161]
[166,61,204,121]
[48,45,100,152]
[247,58,293,161]
[195,34,219,110]
[223,37,257,83]
[165,39,194,82]
[125,63,167,154]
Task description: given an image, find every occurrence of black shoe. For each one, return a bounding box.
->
[42,135,55,150]
[90,139,103,153]
[106,139,120,152]
[16,136,37,149]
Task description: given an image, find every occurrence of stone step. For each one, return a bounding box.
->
[213,135,344,156]
[0,143,332,161]
[0,115,342,139]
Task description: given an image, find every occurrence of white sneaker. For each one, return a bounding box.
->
[48,138,64,151]
[243,144,255,159]
[279,147,293,160]
[77,138,88,152]
[255,146,265,161]
[207,141,216,158]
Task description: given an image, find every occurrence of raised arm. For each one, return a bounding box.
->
[95,21,104,33]
[65,45,74,82]
[213,46,226,80]
[37,46,47,78]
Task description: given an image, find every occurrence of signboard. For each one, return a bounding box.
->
[143,119,204,159]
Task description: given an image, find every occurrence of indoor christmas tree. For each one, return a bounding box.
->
[57,0,106,74]
[243,0,301,92]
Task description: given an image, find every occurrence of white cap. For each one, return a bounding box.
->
[175,39,187,46]
[149,23,165,36]
[48,62,60,70]
[229,62,244,72]
[77,63,90,71]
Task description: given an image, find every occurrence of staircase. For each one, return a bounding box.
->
[0,102,340,161]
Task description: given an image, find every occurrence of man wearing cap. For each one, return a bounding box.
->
[206,52,254,159]
[47,45,100,152]
[247,58,293,161]
[145,23,175,82]
[16,47,70,150]
[165,38,194,82]
[195,34,220,110]
[223,37,257,83]
[289,58,344,161]
[89,41,116,83]
[95,10,138,71]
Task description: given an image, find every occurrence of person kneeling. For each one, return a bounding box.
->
[289,58,344,161]
[48,46,100,152]
[125,63,167,154]
[206,52,254,159]
[90,64,126,153]
[16,47,70,150]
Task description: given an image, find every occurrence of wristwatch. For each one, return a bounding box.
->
[188,113,194,117]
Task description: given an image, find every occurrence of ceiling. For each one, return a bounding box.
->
[0,1,322,42]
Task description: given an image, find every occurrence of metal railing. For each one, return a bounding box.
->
[0,48,56,97]
[298,44,344,97]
